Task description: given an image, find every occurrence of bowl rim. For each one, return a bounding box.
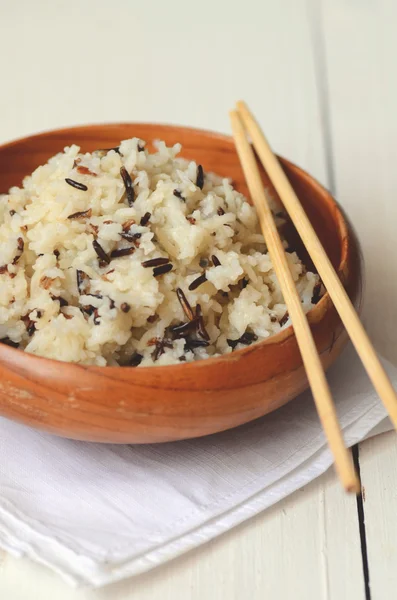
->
[0,122,349,372]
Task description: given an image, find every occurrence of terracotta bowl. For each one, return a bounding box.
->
[0,124,363,443]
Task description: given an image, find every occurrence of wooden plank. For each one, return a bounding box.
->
[359,433,397,597]
[0,0,365,598]
[321,1,397,598]
[0,0,327,183]
[320,0,397,365]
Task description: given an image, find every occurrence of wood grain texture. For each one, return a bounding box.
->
[320,0,397,366]
[321,2,397,598]
[0,123,362,443]
[0,0,376,597]
[359,432,397,598]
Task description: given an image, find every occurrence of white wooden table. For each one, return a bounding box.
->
[0,1,396,598]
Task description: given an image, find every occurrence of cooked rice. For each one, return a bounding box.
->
[0,138,321,366]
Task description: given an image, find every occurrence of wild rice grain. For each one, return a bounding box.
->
[0,337,19,348]
[121,232,141,243]
[12,238,24,264]
[65,178,88,191]
[87,223,99,236]
[188,273,207,291]
[120,166,135,206]
[152,337,173,361]
[195,304,210,341]
[211,255,221,267]
[279,312,289,327]
[312,282,322,304]
[170,319,198,339]
[81,305,95,317]
[227,331,257,349]
[153,263,173,277]
[173,189,185,201]
[67,209,92,220]
[196,165,204,189]
[226,338,238,349]
[185,339,209,351]
[129,352,143,367]
[176,288,195,321]
[142,257,170,268]
[52,295,69,307]
[27,322,36,336]
[239,331,258,345]
[140,212,151,226]
[110,247,135,259]
[92,240,110,265]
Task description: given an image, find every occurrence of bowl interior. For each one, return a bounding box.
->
[0,122,346,280]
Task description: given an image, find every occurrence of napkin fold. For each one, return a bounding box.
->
[0,344,395,588]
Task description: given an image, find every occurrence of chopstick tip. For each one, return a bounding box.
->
[349,481,361,495]
[343,474,361,494]
[229,109,242,128]
[236,99,247,111]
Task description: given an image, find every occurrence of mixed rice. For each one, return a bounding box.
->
[0,138,321,366]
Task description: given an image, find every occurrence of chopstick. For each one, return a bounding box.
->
[229,110,360,493]
[236,100,397,433]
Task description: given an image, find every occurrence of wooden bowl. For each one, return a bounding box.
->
[0,124,362,443]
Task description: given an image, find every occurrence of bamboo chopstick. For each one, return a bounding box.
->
[229,110,359,493]
[236,100,397,432]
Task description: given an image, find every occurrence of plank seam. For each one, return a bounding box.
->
[353,445,371,600]
[307,0,337,195]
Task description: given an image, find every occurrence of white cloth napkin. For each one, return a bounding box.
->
[0,344,395,588]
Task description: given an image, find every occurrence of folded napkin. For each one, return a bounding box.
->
[0,344,395,588]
